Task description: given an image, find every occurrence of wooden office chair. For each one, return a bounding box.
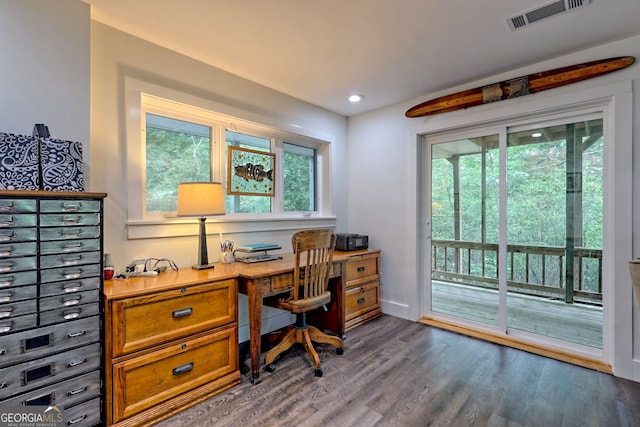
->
[264,229,343,377]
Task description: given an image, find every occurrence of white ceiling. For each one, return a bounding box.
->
[82,0,640,117]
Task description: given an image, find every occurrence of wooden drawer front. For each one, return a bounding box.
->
[40,276,100,298]
[0,198,36,214]
[112,328,237,422]
[112,279,236,357]
[0,316,100,368]
[345,281,380,321]
[40,250,101,269]
[40,199,101,214]
[346,254,379,283]
[0,343,100,400]
[40,238,100,255]
[2,370,101,409]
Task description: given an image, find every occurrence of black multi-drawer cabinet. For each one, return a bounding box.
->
[0,191,106,427]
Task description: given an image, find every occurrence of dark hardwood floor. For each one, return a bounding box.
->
[157,315,640,427]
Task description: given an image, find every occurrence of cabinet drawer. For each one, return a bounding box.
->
[0,316,100,368]
[40,213,100,228]
[0,213,37,228]
[40,199,101,214]
[0,313,37,335]
[112,327,237,422]
[0,256,37,274]
[345,280,380,321]
[345,254,379,283]
[111,279,236,357]
[0,298,37,319]
[40,238,100,255]
[40,276,100,298]
[0,227,37,243]
[40,289,99,312]
[39,225,100,242]
[0,199,36,214]
[0,343,100,400]
[40,263,101,283]
[0,241,37,258]
[0,284,36,303]
[39,301,100,327]
[40,250,101,269]
[0,270,37,289]
[2,370,101,410]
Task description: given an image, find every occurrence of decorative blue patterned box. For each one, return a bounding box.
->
[40,137,84,192]
[0,132,85,191]
[0,132,40,190]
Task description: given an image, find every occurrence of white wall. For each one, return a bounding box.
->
[0,0,90,167]
[348,36,640,380]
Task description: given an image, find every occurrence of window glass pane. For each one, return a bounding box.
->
[283,143,316,212]
[225,130,271,213]
[145,113,211,212]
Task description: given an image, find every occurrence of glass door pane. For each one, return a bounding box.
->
[506,119,603,348]
[431,134,500,326]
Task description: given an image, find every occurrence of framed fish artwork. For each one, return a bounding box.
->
[227,145,276,196]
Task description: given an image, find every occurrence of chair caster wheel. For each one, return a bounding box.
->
[336,348,344,355]
[314,369,323,377]
[265,363,276,373]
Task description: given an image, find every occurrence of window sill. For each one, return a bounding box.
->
[126,215,337,240]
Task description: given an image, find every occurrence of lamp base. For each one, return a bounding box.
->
[192,263,215,270]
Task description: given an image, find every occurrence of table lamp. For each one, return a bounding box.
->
[177,182,226,269]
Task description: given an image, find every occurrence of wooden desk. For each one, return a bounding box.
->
[214,249,380,384]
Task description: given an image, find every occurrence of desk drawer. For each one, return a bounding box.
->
[345,254,379,283]
[112,327,237,422]
[111,279,236,357]
[345,280,380,321]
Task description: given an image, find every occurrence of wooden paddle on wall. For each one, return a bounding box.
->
[405,56,635,118]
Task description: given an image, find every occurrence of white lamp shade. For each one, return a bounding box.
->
[177,182,226,217]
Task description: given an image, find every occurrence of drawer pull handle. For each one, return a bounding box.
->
[0,216,14,227]
[0,247,13,257]
[63,298,81,306]
[0,382,6,389]
[61,242,83,252]
[0,231,13,241]
[68,386,87,396]
[173,362,194,375]
[0,202,14,211]
[0,262,15,273]
[62,256,82,265]
[61,215,81,225]
[67,358,86,368]
[63,271,82,280]
[68,415,87,425]
[357,266,365,272]
[0,307,13,318]
[0,294,11,303]
[61,228,81,238]
[60,202,82,212]
[63,283,81,293]
[0,276,15,288]
[172,308,193,318]
[67,330,86,338]
[63,312,80,320]
[0,349,6,355]
[357,297,366,304]
[0,323,13,333]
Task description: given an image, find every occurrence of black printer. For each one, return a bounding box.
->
[335,233,368,251]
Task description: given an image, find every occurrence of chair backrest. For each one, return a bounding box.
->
[291,229,336,301]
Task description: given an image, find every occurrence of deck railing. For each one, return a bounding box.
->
[431,239,602,304]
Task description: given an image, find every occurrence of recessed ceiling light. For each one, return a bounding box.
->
[348,94,364,103]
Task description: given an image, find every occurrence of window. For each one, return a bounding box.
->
[128,91,329,226]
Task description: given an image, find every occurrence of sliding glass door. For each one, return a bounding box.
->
[429,115,604,350]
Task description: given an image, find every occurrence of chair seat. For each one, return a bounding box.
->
[276,291,331,313]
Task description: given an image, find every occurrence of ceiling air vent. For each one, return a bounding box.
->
[507,0,590,31]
